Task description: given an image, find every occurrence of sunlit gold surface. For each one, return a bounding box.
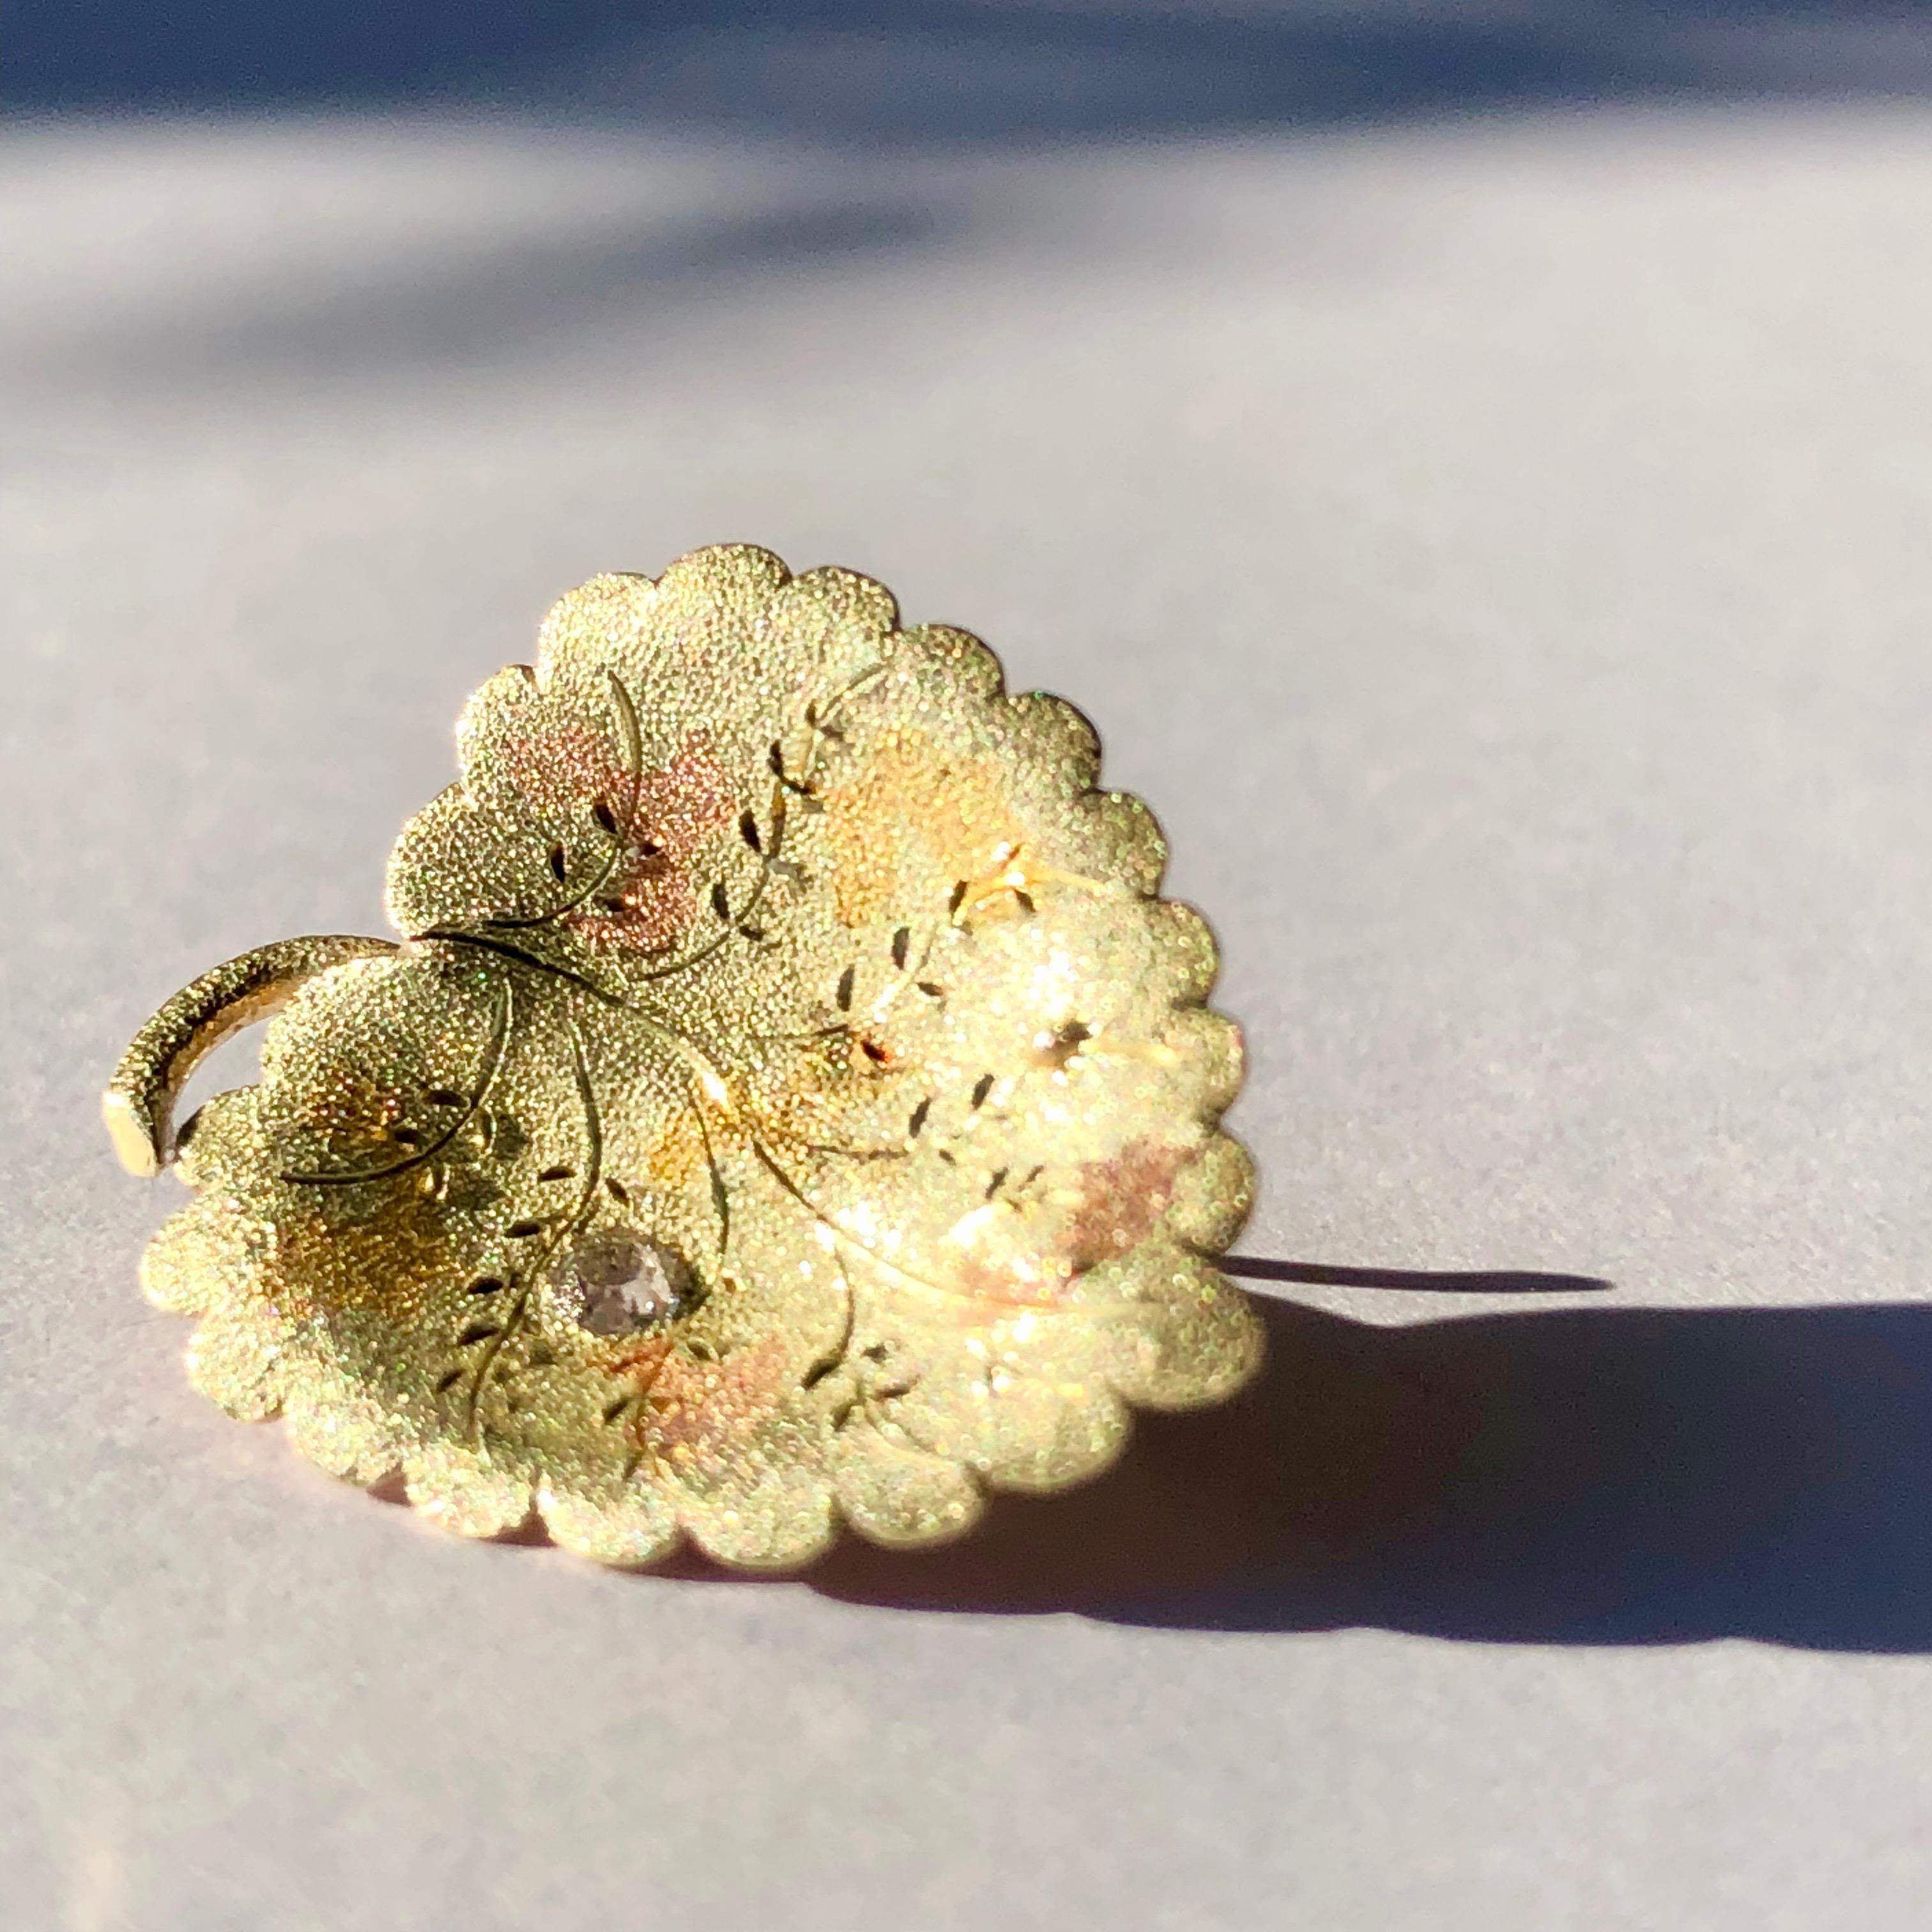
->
[105,546,1261,1567]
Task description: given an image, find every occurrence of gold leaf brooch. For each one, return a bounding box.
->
[105,545,1261,1567]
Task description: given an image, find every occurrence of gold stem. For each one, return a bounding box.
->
[102,935,398,1176]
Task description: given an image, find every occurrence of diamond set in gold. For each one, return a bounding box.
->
[105,546,1260,1567]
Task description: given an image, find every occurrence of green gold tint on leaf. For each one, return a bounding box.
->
[111,546,1261,1567]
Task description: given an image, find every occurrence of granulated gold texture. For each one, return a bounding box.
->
[105,546,1261,1567]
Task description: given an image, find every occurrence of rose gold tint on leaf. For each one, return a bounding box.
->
[102,546,1262,1568]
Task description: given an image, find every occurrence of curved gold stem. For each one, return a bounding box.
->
[103,935,398,1176]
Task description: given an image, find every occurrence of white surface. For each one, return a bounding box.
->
[7,101,1932,1929]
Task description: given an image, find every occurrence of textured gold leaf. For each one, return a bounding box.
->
[105,546,1262,1567]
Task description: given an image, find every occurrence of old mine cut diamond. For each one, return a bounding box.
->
[560,1230,700,1337]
